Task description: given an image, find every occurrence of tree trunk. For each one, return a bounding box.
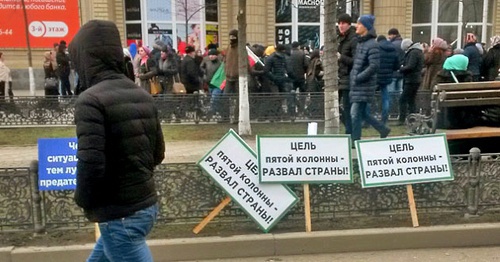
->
[21,0,35,96]
[323,0,340,134]
[237,0,251,135]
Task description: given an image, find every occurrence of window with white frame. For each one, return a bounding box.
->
[412,0,493,48]
[124,0,219,53]
[275,0,360,49]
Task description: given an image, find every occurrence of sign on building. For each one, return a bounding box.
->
[0,1,80,48]
[197,130,298,232]
[38,138,78,191]
[257,135,352,183]
[356,134,454,188]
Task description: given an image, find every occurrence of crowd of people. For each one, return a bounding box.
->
[335,13,500,143]
[3,14,500,130]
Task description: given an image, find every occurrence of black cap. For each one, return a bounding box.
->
[388,28,400,36]
[276,44,286,52]
[291,41,300,48]
[338,13,352,24]
[185,45,195,54]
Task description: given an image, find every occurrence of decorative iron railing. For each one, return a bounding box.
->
[1,147,499,233]
[0,91,432,126]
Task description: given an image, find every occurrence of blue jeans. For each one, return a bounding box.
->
[388,77,403,94]
[87,204,159,262]
[209,87,222,115]
[351,102,388,142]
[379,83,390,124]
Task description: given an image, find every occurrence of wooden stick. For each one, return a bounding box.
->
[94,223,100,241]
[406,184,419,227]
[193,196,232,234]
[303,183,312,232]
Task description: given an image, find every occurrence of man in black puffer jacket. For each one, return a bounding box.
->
[337,13,357,134]
[377,35,400,124]
[70,20,165,261]
[350,15,391,145]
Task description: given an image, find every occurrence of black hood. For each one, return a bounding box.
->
[69,20,124,92]
[379,39,395,52]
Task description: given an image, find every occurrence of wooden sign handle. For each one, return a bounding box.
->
[193,196,232,234]
[406,184,419,227]
[303,183,312,232]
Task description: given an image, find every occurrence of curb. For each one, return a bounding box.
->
[4,223,500,261]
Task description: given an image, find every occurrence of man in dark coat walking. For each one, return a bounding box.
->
[337,13,357,134]
[70,20,165,261]
[377,35,400,124]
[350,15,391,145]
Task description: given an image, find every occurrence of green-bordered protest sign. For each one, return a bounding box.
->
[356,134,454,188]
[257,135,352,184]
[197,129,298,233]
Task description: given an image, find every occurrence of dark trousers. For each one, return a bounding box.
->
[220,79,238,122]
[339,89,351,134]
[60,74,72,96]
[0,81,14,102]
[293,79,306,114]
[399,82,420,123]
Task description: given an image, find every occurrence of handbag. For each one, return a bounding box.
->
[44,77,58,88]
[149,77,162,95]
[173,74,186,94]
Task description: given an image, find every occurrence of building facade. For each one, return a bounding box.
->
[5,0,500,70]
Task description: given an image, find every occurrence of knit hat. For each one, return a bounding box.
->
[388,28,400,36]
[338,13,352,24]
[401,38,413,51]
[358,15,375,31]
[229,29,238,37]
[141,46,151,56]
[491,35,500,48]
[443,54,469,71]
[264,45,275,56]
[291,41,300,48]
[208,49,218,55]
[431,37,448,50]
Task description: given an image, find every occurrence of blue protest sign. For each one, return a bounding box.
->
[38,138,78,191]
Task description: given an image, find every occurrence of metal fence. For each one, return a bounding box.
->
[1,147,499,233]
[0,91,432,126]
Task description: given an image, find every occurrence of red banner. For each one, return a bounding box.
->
[0,0,80,48]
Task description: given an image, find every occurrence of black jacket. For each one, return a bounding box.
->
[337,26,357,89]
[463,42,482,77]
[265,51,290,83]
[482,45,500,81]
[349,29,379,103]
[181,55,201,93]
[288,47,309,81]
[69,20,165,222]
[377,39,400,86]
[400,43,424,84]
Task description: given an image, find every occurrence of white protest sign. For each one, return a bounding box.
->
[197,129,298,232]
[356,134,454,188]
[257,135,352,183]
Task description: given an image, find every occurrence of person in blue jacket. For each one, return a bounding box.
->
[350,15,391,146]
